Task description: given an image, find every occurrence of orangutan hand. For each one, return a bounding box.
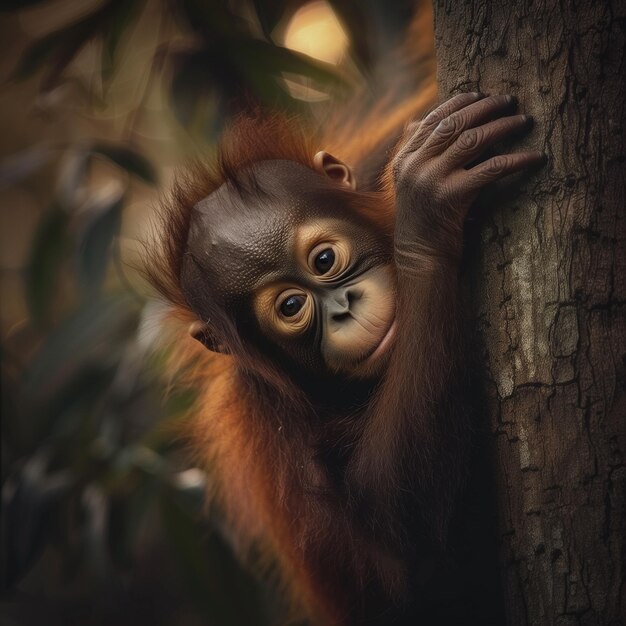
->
[392,92,543,266]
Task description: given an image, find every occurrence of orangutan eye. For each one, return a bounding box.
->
[280,294,307,317]
[314,248,335,274]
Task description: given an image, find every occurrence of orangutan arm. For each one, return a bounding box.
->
[348,93,543,542]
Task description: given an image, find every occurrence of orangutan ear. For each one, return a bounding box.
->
[188,321,229,354]
[313,151,356,190]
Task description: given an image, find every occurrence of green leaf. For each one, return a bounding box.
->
[25,205,70,326]
[27,365,116,450]
[76,188,125,295]
[253,0,291,40]
[91,143,158,185]
[20,296,137,436]
[12,16,96,87]
[227,38,349,110]
[11,33,62,82]
[24,296,135,393]
[2,457,72,588]
[178,0,242,37]
[169,51,221,132]
[39,36,86,92]
[107,474,158,569]
[235,39,348,91]
[160,492,222,615]
[11,1,126,90]
[161,487,271,624]
[101,0,144,84]
[160,491,247,625]
[12,21,88,91]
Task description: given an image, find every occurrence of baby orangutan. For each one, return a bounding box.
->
[147,92,541,625]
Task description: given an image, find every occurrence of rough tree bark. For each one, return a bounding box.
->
[433,1,625,625]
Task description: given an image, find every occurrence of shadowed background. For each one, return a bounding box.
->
[0,1,424,624]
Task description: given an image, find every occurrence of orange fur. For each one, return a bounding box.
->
[143,4,439,624]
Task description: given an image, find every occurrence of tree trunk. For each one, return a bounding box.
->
[433,1,625,624]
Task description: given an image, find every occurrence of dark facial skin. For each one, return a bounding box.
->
[181,161,396,377]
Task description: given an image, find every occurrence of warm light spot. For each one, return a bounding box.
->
[280,2,349,101]
[283,1,348,66]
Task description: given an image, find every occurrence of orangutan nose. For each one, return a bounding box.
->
[328,287,359,322]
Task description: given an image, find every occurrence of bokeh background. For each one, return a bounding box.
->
[0,2,422,624]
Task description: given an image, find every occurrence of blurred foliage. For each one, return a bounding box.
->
[0,1,413,624]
